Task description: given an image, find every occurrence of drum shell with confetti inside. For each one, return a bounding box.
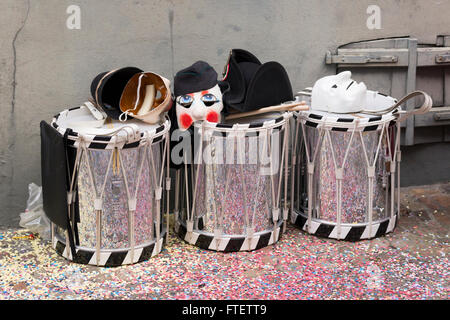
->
[291,91,401,241]
[175,112,291,252]
[50,106,170,266]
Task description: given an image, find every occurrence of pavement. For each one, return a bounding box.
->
[0,182,448,300]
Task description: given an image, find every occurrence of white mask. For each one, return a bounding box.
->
[311,71,367,113]
[175,84,224,130]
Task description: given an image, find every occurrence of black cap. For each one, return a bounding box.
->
[174,61,218,97]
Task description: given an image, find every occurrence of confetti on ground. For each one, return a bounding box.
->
[0,183,449,300]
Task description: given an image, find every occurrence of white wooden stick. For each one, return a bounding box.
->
[225,101,308,120]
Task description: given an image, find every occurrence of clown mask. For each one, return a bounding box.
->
[175,84,223,130]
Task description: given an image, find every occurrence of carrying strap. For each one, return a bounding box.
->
[304,89,432,119]
[389,91,433,122]
[344,90,433,118]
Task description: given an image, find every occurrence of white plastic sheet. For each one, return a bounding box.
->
[19,183,51,240]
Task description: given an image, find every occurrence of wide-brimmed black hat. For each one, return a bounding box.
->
[221,49,293,113]
[90,67,143,119]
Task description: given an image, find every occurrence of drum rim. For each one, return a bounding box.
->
[192,112,290,132]
[292,207,394,227]
[54,232,164,253]
[53,228,167,266]
[293,92,401,130]
[51,106,171,149]
[175,217,283,252]
[176,216,283,239]
[291,208,397,241]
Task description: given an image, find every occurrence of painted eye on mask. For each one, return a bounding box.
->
[177,95,194,108]
[201,93,219,107]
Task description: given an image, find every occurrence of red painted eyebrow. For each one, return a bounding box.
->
[201,90,209,95]
[186,93,194,97]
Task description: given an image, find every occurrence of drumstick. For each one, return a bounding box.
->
[137,84,155,116]
[225,101,309,120]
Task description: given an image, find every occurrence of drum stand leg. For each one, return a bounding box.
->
[129,208,136,263]
[396,122,401,221]
[190,129,204,236]
[165,133,171,241]
[184,153,194,242]
[65,230,71,260]
[95,209,102,266]
[83,145,114,266]
[336,169,343,239]
[397,150,401,220]
[174,169,180,223]
[307,163,314,234]
[360,125,385,239]
[148,143,165,249]
[368,174,374,238]
[290,158,296,223]
[155,188,162,248]
[51,222,55,248]
[301,123,324,234]
[283,122,289,234]
[290,119,300,224]
[165,175,171,241]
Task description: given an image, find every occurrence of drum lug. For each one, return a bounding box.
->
[155,187,162,201]
[272,208,280,223]
[283,208,289,221]
[94,198,103,211]
[214,228,222,239]
[390,161,396,173]
[67,191,73,205]
[128,198,137,211]
[290,211,296,224]
[187,220,194,233]
[367,166,375,178]
[165,177,171,191]
[335,168,344,180]
[246,227,254,238]
[307,163,315,174]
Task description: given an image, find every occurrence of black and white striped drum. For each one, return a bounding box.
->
[291,90,432,241]
[175,113,291,251]
[292,91,400,241]
[51,105,170,266]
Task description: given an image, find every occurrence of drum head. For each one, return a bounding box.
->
[225,112,283,125]
[297,91,399,130]
[52,105,170,149]
[193,111,287,131]
[55,105,162,135]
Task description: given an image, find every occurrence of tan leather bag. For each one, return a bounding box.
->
[120,72,173,124]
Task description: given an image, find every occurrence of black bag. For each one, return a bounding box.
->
[40,121,69,230]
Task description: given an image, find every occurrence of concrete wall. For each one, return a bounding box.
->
[1,0,449,226]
